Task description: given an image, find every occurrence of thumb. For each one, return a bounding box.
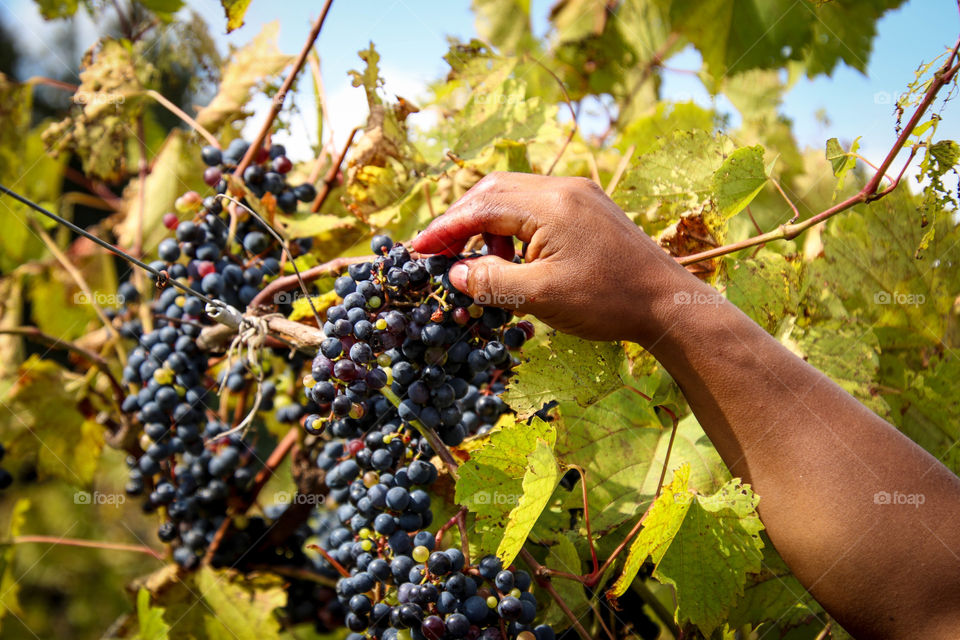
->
[447,255,543,312]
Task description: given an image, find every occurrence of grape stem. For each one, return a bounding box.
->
[0,327,126,406]
[380,387,460,479]
[679,37,960,266]
[307,543,352,578]
[435,505,471,564]
[519,548,592,640]
[234,0,336,179]
[527,56,577,177]
[248,255,373,311]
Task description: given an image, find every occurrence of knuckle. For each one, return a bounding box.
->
[468,262,492,296]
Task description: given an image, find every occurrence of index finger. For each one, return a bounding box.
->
[412,172,547,255]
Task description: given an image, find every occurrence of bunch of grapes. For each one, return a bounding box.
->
[199,140,317,214]
[301,233,531,443]
[104,135,554,638]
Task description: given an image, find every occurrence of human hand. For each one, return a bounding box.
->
[412,172,701,345]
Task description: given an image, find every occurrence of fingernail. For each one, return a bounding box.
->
[448,262,468,291]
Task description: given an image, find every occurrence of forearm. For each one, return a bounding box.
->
[641,270,960,638]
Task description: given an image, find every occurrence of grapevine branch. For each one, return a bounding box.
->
[310,127,359,213]
[679,38,960,266]
[0,327,126,404]
[235,0,336,178]
[144,89,221,149]
[11,535,165,560]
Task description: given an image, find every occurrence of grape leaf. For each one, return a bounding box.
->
[661,0,811,79]
[503,331,624,419]
[220,0,252,32]
[726,534,823,632]
[555,394,728,535]
[802,0,907,77]
[712,145,767,218]
[612,130,731,234]
[780,317,889,418]
[825,136,860,198]
[497,438,561,566]
[32,0,83,19]
[455,417,557,557]
[135,588,171,640]
[472,0,533,53]
[139,0,184,20]
[724,252,802,334]
[0,75,66,270]
[0,356,104,486]
[195,567,286,640]
[884,354,960,473]
[538,532,590,628]
[0,499,29,632]
[42,39,154,180]
[195,22,293,132]
[117,130,206,250]
[662,0,905,81]
[609,464,765,636]
[287,290,340,322]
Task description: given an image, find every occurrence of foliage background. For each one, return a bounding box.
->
[0,1,958,639]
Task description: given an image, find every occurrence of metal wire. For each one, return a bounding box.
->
[0,182,224,309]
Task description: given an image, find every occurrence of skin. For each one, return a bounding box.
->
[412,172,960,639]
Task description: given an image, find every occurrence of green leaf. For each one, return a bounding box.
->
[32,0,82,19]
[802,0,907,77]
[538,532,590,628]
[220,0,252,32]
[726,535,823,632]
[662,0,811,79]
[555,394,728,535]
[42,39,154,180]
[724,252,802,334]
[825,136,860,197]
[195,22,293,131]
[195,567,286,640]
[662,0,905,80]
[496,439,561,566]
[503,331,624,419]
[609,464,765,636]
[455,417,557,557]
[712,145,767,218]
[287,290,340,322]
[117,130,206,250]
[135,588,170,640]
[612,129,730,234]
[139,0,185,20]
[0,499,29,631]
[780,317,889,418]
[472,0,533,53]
[0,357,104,486]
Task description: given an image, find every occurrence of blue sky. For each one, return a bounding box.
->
[1,0,957,172]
